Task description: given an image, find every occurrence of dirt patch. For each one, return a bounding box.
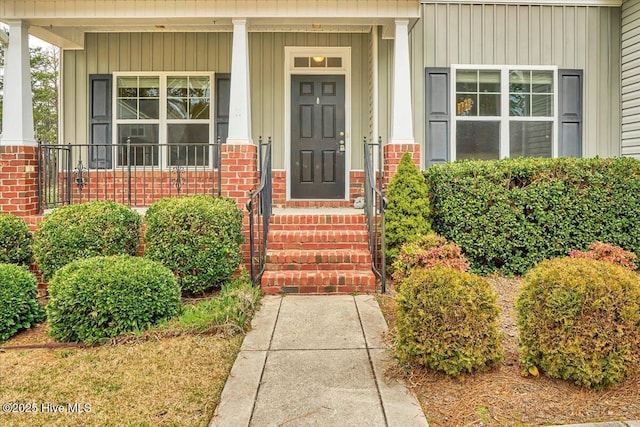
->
[379,277,640,427]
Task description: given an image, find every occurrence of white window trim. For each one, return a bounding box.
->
[284,46,351,201]
[112,71,216,169]
[450,64,559,161]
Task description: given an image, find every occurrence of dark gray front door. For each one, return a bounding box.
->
[291,75,346,199]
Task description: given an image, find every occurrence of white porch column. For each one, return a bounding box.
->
[227,19,253,145]
[1,21,35,146]
[390,19,415,145]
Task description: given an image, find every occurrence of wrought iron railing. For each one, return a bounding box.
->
[246,137,273,286]
[364,136,387,292]
[37,140,222,212]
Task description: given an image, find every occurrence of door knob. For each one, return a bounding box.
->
[339,139,345,152]
[339,131,345,137]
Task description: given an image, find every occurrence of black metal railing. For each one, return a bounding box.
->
[246,137,273,286]
[37,140,222,213]
[364,136,387,292]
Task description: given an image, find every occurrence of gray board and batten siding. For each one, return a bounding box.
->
[412,2,622,164]
[62,32,371,170]
[622,0,640,158]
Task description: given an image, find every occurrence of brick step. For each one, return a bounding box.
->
[265,249,371,271]
[269,229,369,244]
[269,223,367,231]
[270,214,366,227]
[261,270,376,294]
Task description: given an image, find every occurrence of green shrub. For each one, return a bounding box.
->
[391,233,469,281]
[144,196,244,295]
[395,267,503,376]
[386,152,432,265]
[425,157,640,275]
[517,257,640,389]
[46,255,180,344]
[569,241,637,270]
[0,213,33,265]
[33,201,141,281]
[0,264,45,343]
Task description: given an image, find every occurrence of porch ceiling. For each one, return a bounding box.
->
[0,0,420,48]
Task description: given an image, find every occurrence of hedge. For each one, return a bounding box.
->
[424,157,640,275]
[0,264,45,343]
[0,213,33,266]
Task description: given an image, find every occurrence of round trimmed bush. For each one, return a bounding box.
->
[0,213,33,265]
[144,196,244,295]
[517,257,640,389]
[395,267,503,376]
[0,264,45,343]
[46,255,181,344]
[391,233,470,281]
[33,201,141,281]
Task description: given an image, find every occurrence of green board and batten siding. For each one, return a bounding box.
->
[63,32,371,170]
[622,0,640,159]
[411,3,621,161]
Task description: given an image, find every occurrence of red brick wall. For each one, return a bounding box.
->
[0,146,40,216]
[383,144,421,186]
[270,170,365,208]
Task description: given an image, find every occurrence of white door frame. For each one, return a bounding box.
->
[284,46,351,201]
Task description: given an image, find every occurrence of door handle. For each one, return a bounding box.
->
[338,139,345,152]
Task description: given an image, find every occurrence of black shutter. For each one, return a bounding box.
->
[215,73,231,143]
[425,67,450,166]
[89,74,113,168]
[558,69,583,158]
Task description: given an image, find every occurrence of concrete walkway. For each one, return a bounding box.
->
[210,295,428,427]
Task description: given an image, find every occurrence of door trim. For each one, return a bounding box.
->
[284,46,351,201]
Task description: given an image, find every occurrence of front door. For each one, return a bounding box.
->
[291,75,346,199]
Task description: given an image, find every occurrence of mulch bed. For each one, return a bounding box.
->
[378,276,640,427]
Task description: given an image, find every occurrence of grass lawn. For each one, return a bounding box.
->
[378,276,640,427]
[0,274,260,427]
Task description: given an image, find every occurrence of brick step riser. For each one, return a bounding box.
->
[261,272,376,294]
[265,252,371,265]
[267,242,370,251]
[269,232,369,243]
[268,224,368,231]
[265,263,372,271]
[270,218,367,226]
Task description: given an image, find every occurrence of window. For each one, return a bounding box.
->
[114,73,213,167]
[452,66,556,161]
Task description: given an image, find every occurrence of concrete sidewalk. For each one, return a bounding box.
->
[210,295,428,427]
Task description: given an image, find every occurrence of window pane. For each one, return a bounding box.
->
[479,94,500,116]
[168,98,188,119]
[138,77,159,97]
[117,99,137,119]
[510,93,530,116]
[327,57,342,67]
[167,77,188,97]
[509,70,530,93]
[294,57,309,67]
[117,124,159,166]
[456,121,500,160]
[456,94,477,116]
[479,70,500,93]
[510,121,552,158]
[531,95,553,116]
[117,77,138,97]
[456,70,477,92]
[532,70,553,93]
[139,99,159,119]
[189,77,210,98]
[190,98,210,119]
[168,124,210,166]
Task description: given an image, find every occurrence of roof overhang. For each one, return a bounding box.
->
[0,0,421,49]
[420,0,622,6]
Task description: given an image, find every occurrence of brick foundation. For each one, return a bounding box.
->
[220,144,258,268]
[271,170,365,209]
[383,144,420,186]
[0,145,40,216]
